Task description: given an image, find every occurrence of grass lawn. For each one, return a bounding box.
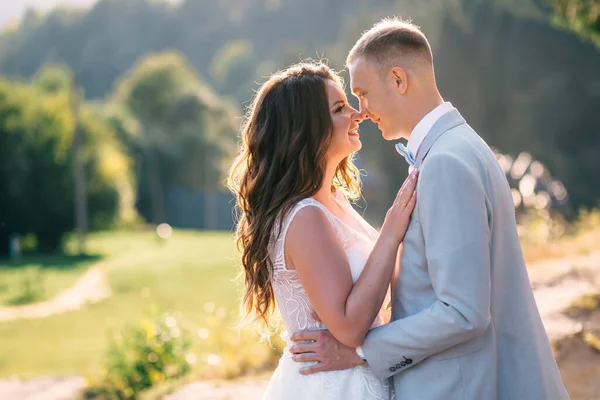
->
[0,252,103,306]
[0,230,243,378]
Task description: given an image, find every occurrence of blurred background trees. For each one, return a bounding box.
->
[0,0,598,254]
[109,51,238,225]
[0,63,135,254]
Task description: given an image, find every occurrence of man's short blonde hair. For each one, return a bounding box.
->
[347,17,433,69]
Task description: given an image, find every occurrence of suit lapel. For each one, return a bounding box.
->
[414,109,466,169]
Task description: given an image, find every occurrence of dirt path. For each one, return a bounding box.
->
[529,250,600,341]
[0,266,110,321]
[0,248,166,321]
[0,377,86,400]
[163,378,269,400]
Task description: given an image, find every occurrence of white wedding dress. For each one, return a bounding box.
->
[262,193,393,400]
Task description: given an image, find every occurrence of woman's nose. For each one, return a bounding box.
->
[353,110,364,123]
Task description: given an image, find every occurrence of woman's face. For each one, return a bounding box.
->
[326,79,363,164]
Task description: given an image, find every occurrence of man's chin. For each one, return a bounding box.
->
[381,130,402,141]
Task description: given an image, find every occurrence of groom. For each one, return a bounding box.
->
[290,17,569,399]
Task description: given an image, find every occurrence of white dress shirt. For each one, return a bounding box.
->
[407,101,455,157]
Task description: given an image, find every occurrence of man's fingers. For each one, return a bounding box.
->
[289,343,317,354]
[299,363,326,375]
[290,330,320,343]
[292,352,320,363]
[290,329,328,343]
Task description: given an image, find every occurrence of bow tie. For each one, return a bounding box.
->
[395,143,416,166]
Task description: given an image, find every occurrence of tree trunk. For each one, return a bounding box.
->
[72,88,88,255]
[37,231,63,253]
[0,231,9,257]
[144,146,166,224]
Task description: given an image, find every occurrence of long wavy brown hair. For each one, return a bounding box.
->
[228,61,362,327]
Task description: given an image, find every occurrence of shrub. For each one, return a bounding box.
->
[86,313,193,399]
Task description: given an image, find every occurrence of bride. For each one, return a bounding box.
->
[228,61,417,399]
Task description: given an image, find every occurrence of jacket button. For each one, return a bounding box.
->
[389,367,396,372]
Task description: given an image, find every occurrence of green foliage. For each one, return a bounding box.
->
[0,63,137,254]
[112,51,201,125]
[0,75,76,252]
[3,266,45,305]
[0,0,598,230]
[209,40,259,100]
[209,40,255,84]
[109,51,238,223]
[79,103,138,229]
[86,313,193,400]
[0,252,102,306]
[549,0,600,47]
[32,63,75,94]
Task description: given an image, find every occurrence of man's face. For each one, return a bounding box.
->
[349,57,406,141]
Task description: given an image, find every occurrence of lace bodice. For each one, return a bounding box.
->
[268,193,385,339]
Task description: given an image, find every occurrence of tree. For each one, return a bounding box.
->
[34,63,89,254]
[0,64,136,255]
[0,76,75,253]
[549,0,599,47]
[110,51,238,224]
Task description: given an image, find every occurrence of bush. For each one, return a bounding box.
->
[86,313,193,399]
[85,305,287,398]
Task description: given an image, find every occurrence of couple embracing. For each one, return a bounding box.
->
[229,17,569,400]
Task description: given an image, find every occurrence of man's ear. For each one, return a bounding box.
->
[391,67,408,95]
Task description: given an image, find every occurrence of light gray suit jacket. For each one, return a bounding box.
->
[362,109,570,399]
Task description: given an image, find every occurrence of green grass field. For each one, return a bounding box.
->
[0,230,244,378]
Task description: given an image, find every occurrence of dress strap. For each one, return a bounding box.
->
[271,198,341,273]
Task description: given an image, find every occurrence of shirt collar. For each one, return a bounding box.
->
[406,102,454,155]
